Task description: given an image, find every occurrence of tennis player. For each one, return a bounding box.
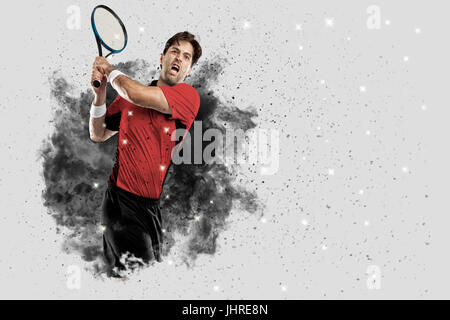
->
[89,31,202,277]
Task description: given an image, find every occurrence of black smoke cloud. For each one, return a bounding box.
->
[38,58,264,275]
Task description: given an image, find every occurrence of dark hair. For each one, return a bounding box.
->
[162,31,202,67]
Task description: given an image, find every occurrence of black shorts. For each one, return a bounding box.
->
[101,183,163,277]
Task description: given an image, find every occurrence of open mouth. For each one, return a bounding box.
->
[169,64,180,75]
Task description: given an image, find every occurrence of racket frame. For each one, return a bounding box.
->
[91,4,128,55]
[91,5,128,87]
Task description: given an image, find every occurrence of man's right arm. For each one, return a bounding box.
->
[89,61,118,143]
[89,93,118,142]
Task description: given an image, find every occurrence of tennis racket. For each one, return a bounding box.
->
[91,5,128,88]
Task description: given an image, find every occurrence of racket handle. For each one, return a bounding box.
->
[93,80,101,88]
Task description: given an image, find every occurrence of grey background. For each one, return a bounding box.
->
[0,0,449,298]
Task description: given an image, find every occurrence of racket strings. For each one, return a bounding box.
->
[93,8,126,51]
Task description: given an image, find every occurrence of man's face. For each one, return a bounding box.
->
[159,40,194,85]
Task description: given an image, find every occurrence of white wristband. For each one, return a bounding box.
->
[90,103,106,118]
[107,70,125,91]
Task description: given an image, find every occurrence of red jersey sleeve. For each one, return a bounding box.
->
[159,83,200,129]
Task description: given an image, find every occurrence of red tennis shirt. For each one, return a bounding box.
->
[104,79,200,199]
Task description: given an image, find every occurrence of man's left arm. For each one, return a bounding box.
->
[95,57,171,115]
